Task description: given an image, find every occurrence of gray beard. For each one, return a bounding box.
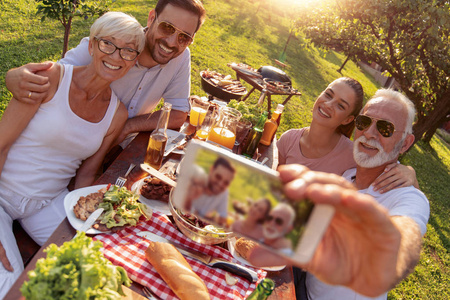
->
[353,136,403,168]
[263,225,283,240]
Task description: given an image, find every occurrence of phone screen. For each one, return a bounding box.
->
[172,141,333,263]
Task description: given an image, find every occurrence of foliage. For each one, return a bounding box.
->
[293,0,450,145]
[36,0,115,57]
[227,99,262,126]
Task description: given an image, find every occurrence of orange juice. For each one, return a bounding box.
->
[189,107,207,126]
[195,129,209,140]
[207,127,236,149]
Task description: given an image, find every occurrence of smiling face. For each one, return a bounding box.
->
[312,80,358,130]
[89,36,138,82]
[144,4,198,66]
[263,205,295,240]
[248,199,271,222]
[353,98,409,168]
[207,164,235,195]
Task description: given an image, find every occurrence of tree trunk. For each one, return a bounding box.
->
[62,17,73,58]
[412,92,450,145]
[337,55,350,73]
[423,114,447,143]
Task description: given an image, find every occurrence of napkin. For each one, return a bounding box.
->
[93,211,267,300]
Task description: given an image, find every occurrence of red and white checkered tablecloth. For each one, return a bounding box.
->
[93,211,267,299]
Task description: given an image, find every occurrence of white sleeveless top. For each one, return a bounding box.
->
[0,64,119,200]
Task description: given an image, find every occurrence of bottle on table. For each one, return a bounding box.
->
[246,278,275,300]
[242,111,268,158]
[259,104,284,146]
[144,102,172,170]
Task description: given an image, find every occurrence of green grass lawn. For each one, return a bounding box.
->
[1,0,449,298]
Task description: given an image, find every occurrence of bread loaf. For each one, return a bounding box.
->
[235,238,258,260]
[145,241,210,300]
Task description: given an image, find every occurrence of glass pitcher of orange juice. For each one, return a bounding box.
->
[207,107,241,149]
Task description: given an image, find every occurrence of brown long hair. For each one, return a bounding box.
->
[333,77,364,138]
[155,0,206,33]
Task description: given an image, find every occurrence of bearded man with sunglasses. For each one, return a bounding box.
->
[247,89,429,300]
[303,89,430,300]
[6,0,206,149]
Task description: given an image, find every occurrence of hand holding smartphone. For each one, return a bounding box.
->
[172,141,335,265]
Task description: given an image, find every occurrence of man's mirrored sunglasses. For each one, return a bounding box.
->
[355,115,396,138]
[266,215,284,226]
[155,14,194,47]
[94,37,140,61]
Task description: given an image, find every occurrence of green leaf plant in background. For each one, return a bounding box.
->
[36,0,116,58]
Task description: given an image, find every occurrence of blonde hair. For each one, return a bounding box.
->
[90,12,145,53]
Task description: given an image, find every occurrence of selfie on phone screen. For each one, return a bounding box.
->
[173,141,332,263]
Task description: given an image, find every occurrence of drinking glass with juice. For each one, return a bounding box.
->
[189,97,210,126]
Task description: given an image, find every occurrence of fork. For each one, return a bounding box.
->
[142,286,159,300]
[115,163,135,187]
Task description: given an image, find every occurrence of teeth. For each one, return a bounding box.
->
[362,143,378,150]
[318,107,330,117]
[104,62,120,70]
[159,43,173,54]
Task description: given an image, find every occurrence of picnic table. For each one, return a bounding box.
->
[5,128,295,299]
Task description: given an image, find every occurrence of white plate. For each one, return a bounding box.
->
[227,237,286,271]
[165,129,186,155]
[131,177,171,216]
[64,184,109,234]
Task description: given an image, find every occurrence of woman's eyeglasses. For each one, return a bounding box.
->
[355,115,397,138]
[266,215,284,226]
[94,37,140,61]
[154,14,194,47]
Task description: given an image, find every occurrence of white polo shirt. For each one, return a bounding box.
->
[306,168,430,300]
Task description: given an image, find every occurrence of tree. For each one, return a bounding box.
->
[37,0,115,57]
[294,0,450,144]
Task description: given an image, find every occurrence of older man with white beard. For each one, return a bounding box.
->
[262,203,296,252]
[305,89,430,300]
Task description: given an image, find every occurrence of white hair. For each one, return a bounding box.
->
[273,203,296,226]
[90,11,145,53]
[369,89,416,135]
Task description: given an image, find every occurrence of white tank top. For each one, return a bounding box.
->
[0,64,119,200]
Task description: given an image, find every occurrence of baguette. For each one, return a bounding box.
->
[145,241,210,300]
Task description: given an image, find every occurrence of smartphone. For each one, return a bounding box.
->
[172,140,335,264]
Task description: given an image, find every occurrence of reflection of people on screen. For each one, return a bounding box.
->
[185,165,207,209]
[262,203,295,253]
[189,157,235,224]
[232,198,271,240]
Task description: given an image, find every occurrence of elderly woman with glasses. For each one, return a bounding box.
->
[277,77,418,193]
[0,12,144,297]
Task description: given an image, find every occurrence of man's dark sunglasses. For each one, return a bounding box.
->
[94,37,140,61]
[266,215,284,226]
[155,14,194,47]
[355,115,397,138]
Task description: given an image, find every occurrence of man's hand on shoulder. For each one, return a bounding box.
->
[5,61,53,104]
